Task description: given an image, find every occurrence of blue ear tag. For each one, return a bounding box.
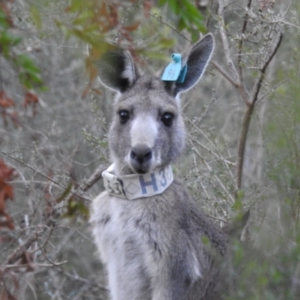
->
[161,53,187,83]
[176,64,187,83]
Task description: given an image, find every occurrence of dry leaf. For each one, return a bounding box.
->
[0,91,15,109]
[23,91,39,116]
[0,160,17,230]
[258,0,275,10]
[123,21,140,32]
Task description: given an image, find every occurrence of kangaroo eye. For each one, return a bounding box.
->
[161,112,174,127]
[119,110,130,124]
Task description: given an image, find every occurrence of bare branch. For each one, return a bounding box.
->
[4,230,44,265]
[211,60,239,88]
[186,130,235,167]
[251,31,283,104]
[217,0,240,83]
[149,13,191,43]
[191,143,235,204]
[55,267,108,291]
[236,31,283,190]
[80,164,107,192]
[216,1,251,104]
[236,103,255,190]
[0,150,95,202]
[238,0,252,82]
[2,261,67,270]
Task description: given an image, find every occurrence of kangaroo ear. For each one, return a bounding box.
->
[97,49,138,93]
[171,34,214,96]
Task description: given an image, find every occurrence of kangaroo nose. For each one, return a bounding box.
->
[130,145,152,164]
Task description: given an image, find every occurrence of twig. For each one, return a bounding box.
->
[4,230,44,265]
[0,151,92,202]
[80,164,106,192]
[2,161,106,268]
[149,13,191,43]
[56,268,108,291]
[217,0,240,83]
[63,163,106,206]
[211,61,239,88]
[251,31,283,104]
[37,226,55,253]
[2,261,67,270]
[217,0,250,104]
[186,130,235,166]
[195,94,218,126]
[257,78,288,103]
[235,0,252,103]
[191,144,235,204]
[238,0,252,83]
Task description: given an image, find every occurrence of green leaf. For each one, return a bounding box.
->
[63,198,89,219]
[17,55,40,73]
[0,32,22,57]
[0,10,10,29]
[178,18,186,31]
[16,54,44,89]
[159,0,206,33]
[56,182,73,203]
[71,10,93,26]
[67,0,86,13]
[157,0,168,5]
[168,0,179,14]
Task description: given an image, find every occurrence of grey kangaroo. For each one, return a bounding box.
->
[90,34,227,300]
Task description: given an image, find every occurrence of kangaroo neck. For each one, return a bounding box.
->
[102,163,174,200]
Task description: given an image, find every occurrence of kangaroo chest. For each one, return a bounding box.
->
[92,193,170,268]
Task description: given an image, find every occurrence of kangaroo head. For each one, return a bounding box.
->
[98,34,214,175]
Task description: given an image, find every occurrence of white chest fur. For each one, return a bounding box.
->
[90,192,164,273]
[90,183,209,299]
[90,192,174,300]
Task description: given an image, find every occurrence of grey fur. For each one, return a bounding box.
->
[90,34,227,300]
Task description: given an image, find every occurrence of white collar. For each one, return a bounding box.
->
[102,164,174,200]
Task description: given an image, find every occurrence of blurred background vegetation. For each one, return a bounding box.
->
[0,0,300,299]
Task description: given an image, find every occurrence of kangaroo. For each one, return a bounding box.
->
[90,34,227,300]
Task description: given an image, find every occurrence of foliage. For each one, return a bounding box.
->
[223,235,300,300]
[0,2,43,89]
[0,1,43,128]
[158,0,206,40]
[0,0,300,299]
[265,47,300,230]
[57,0,177,95]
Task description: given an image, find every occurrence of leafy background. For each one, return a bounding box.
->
[1,0,300,299]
